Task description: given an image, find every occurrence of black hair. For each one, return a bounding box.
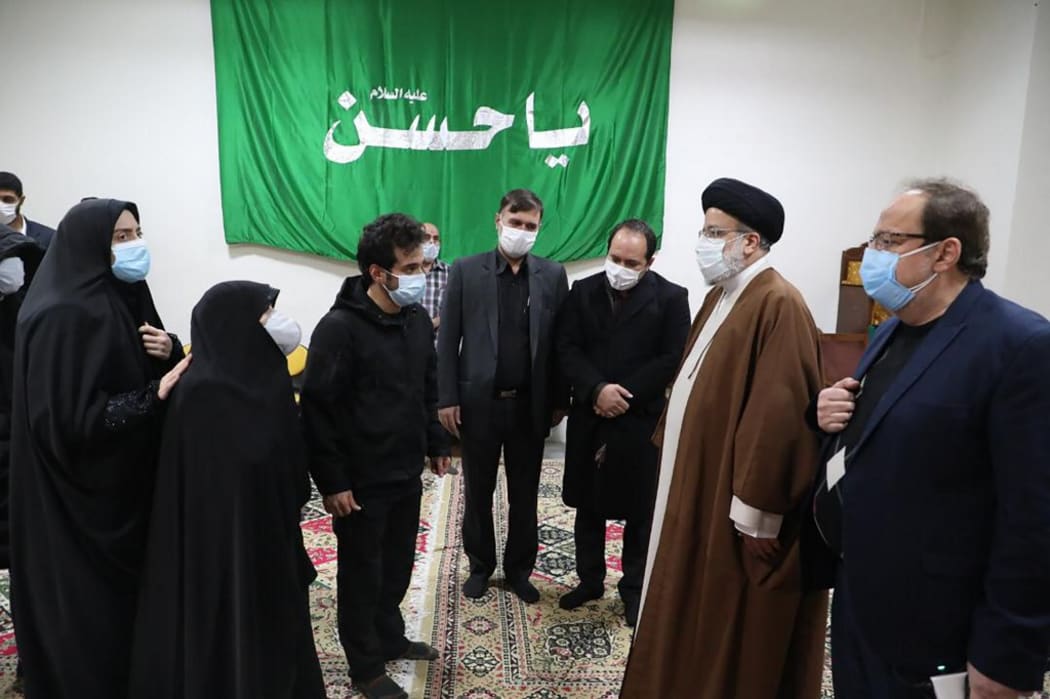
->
[498,189,543,218]
[607,218,658,260]
[357,213,425,287]
[0,172,23,197]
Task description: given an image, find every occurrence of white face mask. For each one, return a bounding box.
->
[0,202,18,226]
[422,241,440,262]
[695,234,745,285]
[498,223,537,259]
[604,258,643,291]
[263,311,302,356]
[0,257,26,295]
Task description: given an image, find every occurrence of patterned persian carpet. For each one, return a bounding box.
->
[302,459,634,698]
[0,458,1047,697]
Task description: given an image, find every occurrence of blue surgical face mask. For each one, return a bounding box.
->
[111,239,151,283]
[422,241,440,262]
[860,242,939,311]
[384,270,426,307]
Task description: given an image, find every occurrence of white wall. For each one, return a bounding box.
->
[919,0,1038,291]
[1005,2,1050,316]
[0,0,1044,339]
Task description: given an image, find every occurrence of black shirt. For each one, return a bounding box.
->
[494,252,531,391]
[839,318,940,455]
[814,318,940,555]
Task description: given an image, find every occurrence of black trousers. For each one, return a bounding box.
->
[832,566,943,699]
[333,481,421,683]
[460,396,545,582]
[573,503,652,603]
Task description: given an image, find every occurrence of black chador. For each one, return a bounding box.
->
[129,282,324,698]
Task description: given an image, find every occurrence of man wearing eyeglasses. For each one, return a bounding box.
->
[622,178,827,698]
[808,179,1050,699]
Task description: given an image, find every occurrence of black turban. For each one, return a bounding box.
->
[701,178,785,244]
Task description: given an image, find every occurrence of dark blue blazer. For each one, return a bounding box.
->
[823,281,1050,690]
[25,219,55,249]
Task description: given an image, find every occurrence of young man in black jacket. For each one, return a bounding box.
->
[301,213,452,699]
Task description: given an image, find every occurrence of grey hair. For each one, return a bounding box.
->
[737,222,772,252]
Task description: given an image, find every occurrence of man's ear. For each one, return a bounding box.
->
[932,237,962,272]
[367,264,384,284]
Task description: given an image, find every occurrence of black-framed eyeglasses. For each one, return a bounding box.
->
[868,231,926,251]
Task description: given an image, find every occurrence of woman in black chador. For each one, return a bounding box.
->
[0,222,43,571]
[129,281,325,699]
[9,198,189,698]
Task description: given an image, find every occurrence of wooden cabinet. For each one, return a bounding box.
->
[819,245,886,383]
[835,244,890,334]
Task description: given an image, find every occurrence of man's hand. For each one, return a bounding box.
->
[429,456,452,477]
[432,315,441,330]
[439,406,461,438]
[739,533,781,563]
[157,354,192,401]
[967,663,1029,698]
[594,383,632,418]
[551,409,568,427]
[140,322,174,360]
[817,377,861,433]
[323,490,362,518]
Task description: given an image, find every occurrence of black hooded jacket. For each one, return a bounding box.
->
[301,275,449,496]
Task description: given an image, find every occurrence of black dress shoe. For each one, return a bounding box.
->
[358,674,408,699]
[624,595,640,627]
[508,577,540,604]
[559,584,604,610]
[463,573,490,599]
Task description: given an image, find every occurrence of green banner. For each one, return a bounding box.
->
[211,0,673,262]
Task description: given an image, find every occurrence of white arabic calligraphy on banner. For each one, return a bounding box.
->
[369,86,429,102]
[323,90,590,166]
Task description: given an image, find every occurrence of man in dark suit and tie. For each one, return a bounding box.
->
[0,172,56,250]
[437,188,569,603]
[555,219,689,626]
[812,179,1050,698]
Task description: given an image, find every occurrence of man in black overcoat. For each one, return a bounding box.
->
[556,219,690,626]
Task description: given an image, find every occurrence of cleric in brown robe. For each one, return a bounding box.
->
[620,178,828,698]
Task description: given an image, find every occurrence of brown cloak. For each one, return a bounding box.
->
[621,268,828,698]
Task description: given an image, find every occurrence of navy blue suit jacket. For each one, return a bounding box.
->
[825,281,1050,690]
[25,219,55,249]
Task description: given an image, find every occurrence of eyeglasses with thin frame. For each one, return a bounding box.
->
[698,225,750,240]
[868,231,927,251]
